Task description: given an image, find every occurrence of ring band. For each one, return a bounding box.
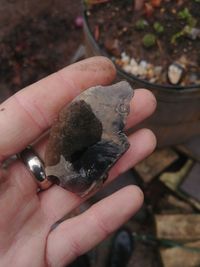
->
[18,146,52,190]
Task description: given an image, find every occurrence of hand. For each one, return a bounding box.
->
[0,57,156,267]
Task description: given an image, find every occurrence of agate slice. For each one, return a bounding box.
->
[45,81,133,196]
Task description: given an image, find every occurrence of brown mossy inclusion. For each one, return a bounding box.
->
[45,81,134,196]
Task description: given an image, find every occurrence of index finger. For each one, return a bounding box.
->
[0,57,116,161]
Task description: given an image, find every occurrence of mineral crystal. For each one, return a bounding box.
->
[45,81,133,196]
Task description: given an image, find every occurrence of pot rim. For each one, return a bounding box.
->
[82,4,200,93]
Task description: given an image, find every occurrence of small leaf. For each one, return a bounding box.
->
[178,8,191,20]
[153,22,164,34]
[143,33,157,48]
[135,19,149,30]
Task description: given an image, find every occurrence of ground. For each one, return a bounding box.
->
[0,0,82,102]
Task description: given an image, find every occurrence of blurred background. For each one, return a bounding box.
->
[0,0,82,101]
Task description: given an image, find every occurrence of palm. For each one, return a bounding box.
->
[0,57,156,267]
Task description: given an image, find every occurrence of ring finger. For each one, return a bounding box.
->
[5,88,156,223]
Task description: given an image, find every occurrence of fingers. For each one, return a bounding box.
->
[109,128,156,180]
[39,128,156,224]
[126,88,156,129]
[0,57,116,161]
[46,186,143,267]
[36,89,156,223]
[2,87,156,208]
[35,88,157,161]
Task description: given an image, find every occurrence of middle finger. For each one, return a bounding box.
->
[7,88,156,223]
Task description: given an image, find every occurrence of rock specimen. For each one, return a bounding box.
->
[167,63,184,85]
[45,81,133,196]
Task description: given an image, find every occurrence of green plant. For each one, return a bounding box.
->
[153,22,164,34]
[171,28,185,44]
[188,16,197,28]
[178,7,197,27]
[143,33,156,48]
[178,7,191,20]
[171,25,196,44]
[135,19,149,30]
[172,7,197,43]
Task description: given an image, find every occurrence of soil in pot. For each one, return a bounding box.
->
[85,0,200,87]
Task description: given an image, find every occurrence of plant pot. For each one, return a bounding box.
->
[82,5,200,148]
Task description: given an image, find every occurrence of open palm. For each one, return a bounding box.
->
[0,57,156,267]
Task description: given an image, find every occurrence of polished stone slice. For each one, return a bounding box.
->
[45,81,134,196]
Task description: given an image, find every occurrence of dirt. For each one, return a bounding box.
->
[0,0,83,102]
[86,0,200,87]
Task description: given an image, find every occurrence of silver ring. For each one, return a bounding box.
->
[18,146,52,190]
